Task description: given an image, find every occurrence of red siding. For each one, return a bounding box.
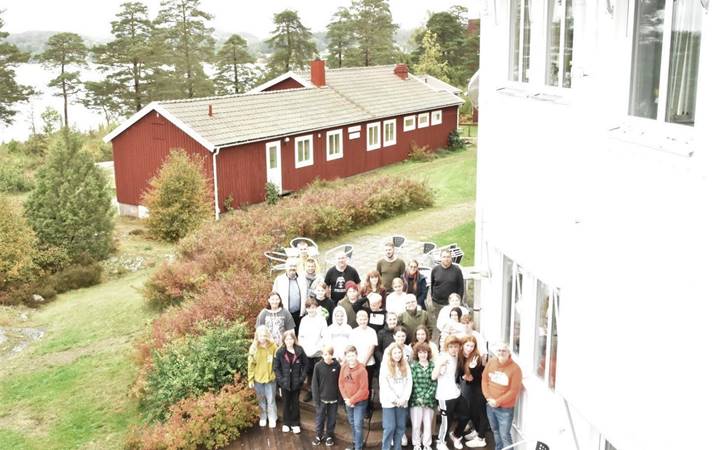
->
[216,106,458,210]
[263,77,305,92]
[112,112,214,207]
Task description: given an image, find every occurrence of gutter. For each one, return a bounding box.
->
[212,147,221,220]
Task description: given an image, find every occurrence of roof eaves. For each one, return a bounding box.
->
[246,71,312,94]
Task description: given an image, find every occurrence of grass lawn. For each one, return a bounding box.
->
[0,219,170,450]
[428,220,476,266]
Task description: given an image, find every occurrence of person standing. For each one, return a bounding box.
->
[430,250,465,318]
[402,259,428,310]
[377,241,406,290]
[273,330,308,434]
[433,335,463,450]
[255,292,295,346]
[324,251,361,304]
[410,342,438,450]
[482,343,523,450]
[248,325,278,428]
[272,259,307,332]
[303,257,322,297]
[311,345,341,447]
[453,335,488,448]
[299,298,328,402]
[339,345,370,450]
[325,305,352,363]
[380,343,413,450]
[399,294,431,344]
[337,280,361,327]
[385,277,408,315]
[351,310,378,415]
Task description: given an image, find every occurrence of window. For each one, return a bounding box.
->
[431,110,442,125]
[367,122,381,151]
[501,256,523,354]
[326,129,343,161]
[509,0,532,82]
[383,119,396,146]
[546,0,574,88]
[403,115,416,132]
[534,280,559,389]
[629,0,703,125]
[294,135,313,168]
[418,113,430,128]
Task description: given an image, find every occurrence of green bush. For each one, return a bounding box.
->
[141,321,252,421]
[143,149,214,242]
[0,161,33,192]
[447,130,467,151]
[48,262,103,293]
[0,195,37,291]
[265,181,279,205]
[408,141,436,162]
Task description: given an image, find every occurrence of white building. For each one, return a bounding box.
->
[474,1,713,450]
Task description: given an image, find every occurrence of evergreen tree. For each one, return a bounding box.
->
[143,149,213,242]
[0,11,34,126]
[326,7,353,69]
[0,195,37,290]
[345,0,397,67]
[90,1,157,115]
[414,30,450,82]
[39,33,88,128]
[213,34,257,95]
[266,10,317,74]
[24,130,115,263]
[154,0,216,99]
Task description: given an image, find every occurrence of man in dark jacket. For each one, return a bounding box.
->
[430,249,465,319]
[311,345,341,446]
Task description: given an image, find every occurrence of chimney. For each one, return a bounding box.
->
[394,63,409,80]
[208,104,213,117]
[311,58,326,87]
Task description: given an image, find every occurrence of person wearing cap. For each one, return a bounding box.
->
[272,258,307,332]
[482,343,523,450]
[337,280,361,327]
[324,251,361,304]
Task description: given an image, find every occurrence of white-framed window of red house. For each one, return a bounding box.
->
[326,129,343,161]
[418,112,430,128]
[367,122,381,151]
[403,115,416,132]
[294,134,313,168]
[431,110,442,125]
[383,119,397,147]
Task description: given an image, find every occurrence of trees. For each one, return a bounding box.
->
[39,33,88,128]
[213,34,258,95]
[0,195,37,290]
[326,7,353,69]
[154,0,216,99]
[0,11,34,126]
[143,149,213,242]
[90,1,156,116]
[414,30,449,81]
[265,10,317,74]
[345,0,397,67]
[24,130,115,263]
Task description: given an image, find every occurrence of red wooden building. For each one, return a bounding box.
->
[104,61,463,218]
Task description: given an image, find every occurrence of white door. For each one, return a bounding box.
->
[265,140,282,193]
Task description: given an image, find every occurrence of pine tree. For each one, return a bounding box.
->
[213,34,257,95]
[39,33,88,128]
[266,10,317,74]
[345,0,397,67]
[326,7,353,69]
[414,30,450,82]
[90,1,156,115]
[24,130,115,263]
[0,195,37,290]
[0,11,34,126]
[154,0,216,99]
[143,149,213,242]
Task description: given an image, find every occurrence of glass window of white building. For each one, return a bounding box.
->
[509,0,532,82]
[545,0,574,88]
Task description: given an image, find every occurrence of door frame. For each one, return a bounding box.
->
[265,140,282,193]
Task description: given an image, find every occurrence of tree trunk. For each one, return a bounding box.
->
[133,59,141,111]
[61,62,69,128]
[232,48,239,94]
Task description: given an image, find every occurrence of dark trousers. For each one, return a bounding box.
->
[365,364,377,410]
[454,393,488,437]
[315,401,338,439]
[282,388,301,426]
[291,311,302,334]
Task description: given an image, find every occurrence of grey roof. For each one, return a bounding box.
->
[110,65,463,149]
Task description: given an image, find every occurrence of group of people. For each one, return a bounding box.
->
[248,240,523,450]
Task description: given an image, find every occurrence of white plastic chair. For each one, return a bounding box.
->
[289,236,318,251]
[390,234,407,249]
[264,250,288,273]
[323,244,354,263]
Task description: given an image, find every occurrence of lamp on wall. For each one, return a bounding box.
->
[605,0,615,16]
[700,0,710,12]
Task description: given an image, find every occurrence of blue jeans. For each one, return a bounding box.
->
[345,400,368,450]
[315,401,338,439]
[254,381,277,422]
[381,406,408,450]
[486,405,514,450]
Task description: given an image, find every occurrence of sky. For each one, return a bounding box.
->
[2,0,480,38]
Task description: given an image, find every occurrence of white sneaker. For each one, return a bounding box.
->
[282,425,290,432]
[413,445,422,450]
[259,419,267,427]
[268,419,277,428]
[402,435,408,446]
[466,436,487,448]
[450,432,464,449]
[436,442,450,450]
[464,430,479,441]
[292,426,301,434]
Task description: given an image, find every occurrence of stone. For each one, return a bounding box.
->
[31,294,45,304]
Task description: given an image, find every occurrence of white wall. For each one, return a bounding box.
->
[476,1,715,449]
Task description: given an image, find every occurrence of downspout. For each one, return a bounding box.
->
[212,147,221,220]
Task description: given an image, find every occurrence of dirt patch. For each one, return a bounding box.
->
[0,408,52,438]
[0,327,45,359]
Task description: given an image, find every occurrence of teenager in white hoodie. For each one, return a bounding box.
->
[379,342,413,450]
[325,305,352,363]
[298,296,327,402]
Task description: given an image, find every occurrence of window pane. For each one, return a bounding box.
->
[549,291,559,389]
[501,256,513,344]
[509,0,522,81]
[666,0,702,126]
[563,0,574,88]
[534,281,550,379]
[269,146,277,169]
[629,0,665,119]
[546,0,562,87]
[513,271,522,355]
[521,0,531,82]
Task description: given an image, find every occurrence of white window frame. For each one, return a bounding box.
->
[294,134,313,168]
[366,122,381,151]
[508,0,532,83]
[431,110,442,125]
[417,113,430,128]
[403,115,416,132]
[383,119,397,147]
[544,0,574,89]
[325,129,343,161]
